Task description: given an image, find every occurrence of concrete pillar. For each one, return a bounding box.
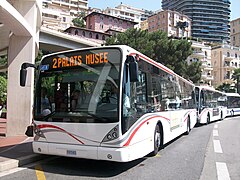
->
[6,0,41,136]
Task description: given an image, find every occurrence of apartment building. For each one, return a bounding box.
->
[42,0,88,31]
[187,41,213,86]
[104,3,153,28]
[162,0,230,43]
[140,19,148,30]
[211,45,240,87]
[230,18,240,47]
[84,11,137,33]
[148,10,191,38]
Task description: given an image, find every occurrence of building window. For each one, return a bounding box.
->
[227,52,230,57]
[235,53,238,58]
[96,34,99,39]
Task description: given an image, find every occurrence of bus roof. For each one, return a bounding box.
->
[225,93,240,97]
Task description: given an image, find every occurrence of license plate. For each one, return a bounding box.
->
[67,150,76,155]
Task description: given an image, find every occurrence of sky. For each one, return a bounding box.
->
[88,0,240,20]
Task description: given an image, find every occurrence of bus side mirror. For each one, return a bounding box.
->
[20,62,37,87]
[20,68,27,87]
[126,55,139,82]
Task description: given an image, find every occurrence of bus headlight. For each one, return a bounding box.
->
[102,125,119,142]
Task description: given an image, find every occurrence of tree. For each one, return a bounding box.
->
[216,83,235,93]
[0,76,7,106]
[232,68,240,93]
[105,28,201,83]
[72,12,86,28]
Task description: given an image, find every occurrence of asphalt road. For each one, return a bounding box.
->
[1,117,239,180]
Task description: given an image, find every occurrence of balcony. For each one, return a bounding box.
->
[224,56,234,61]
[192,51,205,58]
[206,75,214,80]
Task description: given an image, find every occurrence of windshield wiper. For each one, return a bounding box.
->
[82,111,111,122]
[42,110,56,121]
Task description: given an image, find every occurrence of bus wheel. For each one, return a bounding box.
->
[185,117,191,135]
[150,125,161,156]
[206,114,210,125]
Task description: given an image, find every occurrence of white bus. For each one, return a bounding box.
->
[195,86,227,124]
[225,93,240,117]
[20,45,197,162]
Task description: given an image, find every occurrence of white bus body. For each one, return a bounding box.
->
[25,45,196,162]
[225,93,240,116]
[195,86,227,124]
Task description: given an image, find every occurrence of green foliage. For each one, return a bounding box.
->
[184,61,202,83]
[35,50,43,64]
[72,12,86,28]
[216,83,235,93]
[0,76,7,105]
[105,28,200,83]
[232,68,240,93]
[0,55,7,78]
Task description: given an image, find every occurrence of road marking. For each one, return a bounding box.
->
[216,162,231,180]
[35,164,46,180]
[214,124,218,129]
[213,140,223,153]
[213,129,219,136]
[155,153,161,157]
[0,167,26,178]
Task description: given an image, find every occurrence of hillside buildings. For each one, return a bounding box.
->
[42,0,88,31]
[187,41,213,86]
[162,0,231,43]
[84,11,137,33]
[211,45,240,87]
[148,10,191,38]
[230,18,240,47]
[103,3,153,28]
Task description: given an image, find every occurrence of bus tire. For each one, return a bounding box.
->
[185,116,191,135]
[150,125,161,156]
[206,114,210,125]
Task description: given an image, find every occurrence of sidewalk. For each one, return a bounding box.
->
[0,136,44,172]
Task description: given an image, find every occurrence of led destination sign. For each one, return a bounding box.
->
[52,52,109,69]
[40,50,112,71]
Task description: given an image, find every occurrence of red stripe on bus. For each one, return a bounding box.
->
[123,115,170,147]
[37,124,84,144]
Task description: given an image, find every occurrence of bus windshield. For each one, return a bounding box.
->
[34,48,121,123]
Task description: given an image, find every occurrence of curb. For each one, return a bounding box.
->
[0,154,44,172]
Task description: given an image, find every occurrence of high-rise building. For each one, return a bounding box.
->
[230,18,240,47]
[42,0,88,31]
[162,0,231,43]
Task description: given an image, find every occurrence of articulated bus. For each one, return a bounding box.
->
[225,93,240,117]
[20,45,197,162]
[195,86,227,124]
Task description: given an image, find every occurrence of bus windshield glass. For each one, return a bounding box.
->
[34,48,121,123]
